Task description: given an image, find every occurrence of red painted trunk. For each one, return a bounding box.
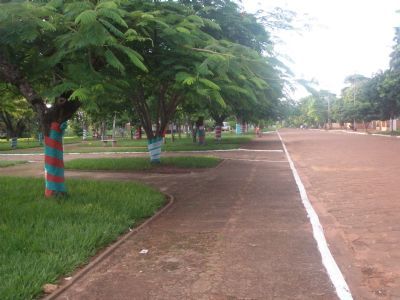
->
[215,125,222,140]
[44,122,67,197]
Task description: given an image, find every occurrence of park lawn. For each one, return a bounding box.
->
[65,156,221,171]
[71,133,252,152]
[0,136,84,151]
[0,139,42,151]
[0,160,27,168]
[0,133,253,154]
[0,177,165,300]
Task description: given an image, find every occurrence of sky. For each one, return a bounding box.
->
[241,0,400,99]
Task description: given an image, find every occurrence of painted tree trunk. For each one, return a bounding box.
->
[38,132,44,146]
[235,123,242,134]
[135,126,142,139]
[215,125,222,141]
[242,122,247,133]
[10,137,18,149]
[44,122,67,197]
[147,137,163,163]
[82,128,88,140]
[170,123,175,142]
[198,125,205,145]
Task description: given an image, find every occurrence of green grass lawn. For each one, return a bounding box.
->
[0,136,84,151]
[0,160,27,168]
[65,156,221,171]
[74,133,252,152]
[0,139,42,151]
[0,177,165,300]
[0,133,252,153]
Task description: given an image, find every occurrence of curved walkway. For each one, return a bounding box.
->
[1,133,338,299]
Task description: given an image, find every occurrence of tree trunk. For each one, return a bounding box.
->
[196,117,205,145]
[214,119,223,142]
[100,121,106,140]
[10,137,18,149]
[171,122,175,142]
[135,125,142,140]
[44,122,67,197]
[236,117,242,135]
[211,114,226,142]
[0,54,80,197]
[112,113,116,140]
[177,120,181,139]
[130,85,183,162]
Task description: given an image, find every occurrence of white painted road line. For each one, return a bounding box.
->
[167,149,283,153]
[223,158,288,163]
[277,131,353,300]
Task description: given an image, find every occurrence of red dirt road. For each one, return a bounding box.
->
[280,129,400,299]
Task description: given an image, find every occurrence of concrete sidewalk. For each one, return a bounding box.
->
[49,133,338,299]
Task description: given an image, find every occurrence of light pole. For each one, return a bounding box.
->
[353,82,356,130]
[327,96,331,129]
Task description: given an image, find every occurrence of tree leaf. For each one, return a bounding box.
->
[104,49,125,73]
[75,10,97,25]
[98,18,124,38]
[112,45,148,72]
[199,78,220,90]
[97,8,128,28]
[176,27,190,34]
[69,87,91,101]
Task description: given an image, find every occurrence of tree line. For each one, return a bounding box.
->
[0,0,288,196]
[284,19,400,131]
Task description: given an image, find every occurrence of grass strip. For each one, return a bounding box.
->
[74,134,252,151]
[0,160,28,168]
[65,156,221,171]
[0,177,165,300]
[1,134,252,154]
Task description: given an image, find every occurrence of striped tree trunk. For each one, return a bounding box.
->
[198,125,205,145]
[44,122,67,197]
[10,137,17,149]
[235,123,242,135]
[135,126,142,139]
[215,125,222,141]
[147,137,163,163]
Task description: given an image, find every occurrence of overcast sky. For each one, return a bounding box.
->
[242,0,400,99]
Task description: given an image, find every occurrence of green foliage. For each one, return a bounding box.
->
[0,84,36,138]
[0,0,286,150]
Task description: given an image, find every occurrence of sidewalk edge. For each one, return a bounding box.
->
[42,192,175,300]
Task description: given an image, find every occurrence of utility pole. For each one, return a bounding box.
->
[328,96,331,129]
[353,82,356,130]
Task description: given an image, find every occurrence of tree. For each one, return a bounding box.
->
[378,26,400,125]
[0,84,36,142]
[0,0,148,196]
[182,0,285,134]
